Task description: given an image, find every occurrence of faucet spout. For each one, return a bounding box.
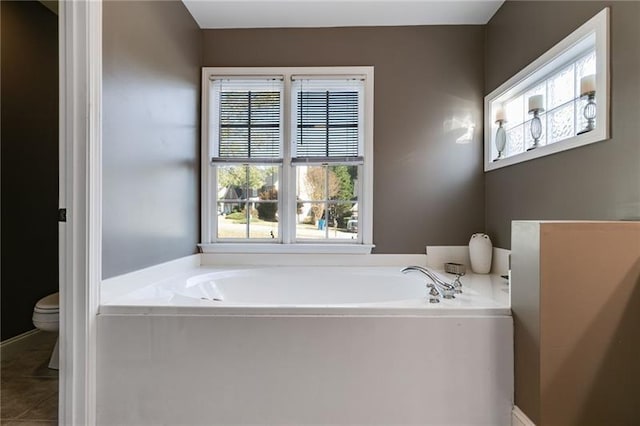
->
[401,265,456,301]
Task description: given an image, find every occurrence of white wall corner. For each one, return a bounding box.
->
[492,247,511,276]
[425,246,471,269]
[512,406,536,426]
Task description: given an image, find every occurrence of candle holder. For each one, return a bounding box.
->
[494,119,507,161]
[527,107,544,151]
[577,91,596,135]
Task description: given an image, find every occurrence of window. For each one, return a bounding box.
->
[484,8,609,171]
[210,78,283,241]
[499,50,596,154]
[201,67,374,253]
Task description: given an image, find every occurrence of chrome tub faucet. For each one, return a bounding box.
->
[401,265,456,303]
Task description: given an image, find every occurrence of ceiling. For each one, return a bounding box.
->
[182,0,505,29]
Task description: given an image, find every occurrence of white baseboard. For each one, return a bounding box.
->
[0,328,40,348]
[512,406,535,426]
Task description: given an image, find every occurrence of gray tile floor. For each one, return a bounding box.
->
[1,331,58,425]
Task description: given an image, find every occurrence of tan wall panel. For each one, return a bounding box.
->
[539,222,640,425]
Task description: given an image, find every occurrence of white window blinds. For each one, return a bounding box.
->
[292,78,364,163]
[211,78,283,160]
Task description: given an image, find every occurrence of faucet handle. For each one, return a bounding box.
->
[428,286,440,304]
[452,275,463,294]
[441,289,456,300]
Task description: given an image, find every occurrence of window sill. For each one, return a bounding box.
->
[198,243,375,255]
[484,127,608,171]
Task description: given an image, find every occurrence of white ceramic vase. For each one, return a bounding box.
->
[469,233,492,274]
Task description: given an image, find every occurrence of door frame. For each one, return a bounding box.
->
[59,0,102,424]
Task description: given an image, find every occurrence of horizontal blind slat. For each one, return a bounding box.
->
[218,90,281,158]
[296,88,360,158]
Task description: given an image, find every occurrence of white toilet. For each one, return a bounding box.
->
[32,292,59,370]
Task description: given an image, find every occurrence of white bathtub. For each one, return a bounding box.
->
[101,263,509,315]
[98,254,513,425]
[175,266,428,305]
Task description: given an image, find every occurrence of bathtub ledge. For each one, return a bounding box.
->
[199,243,375,254]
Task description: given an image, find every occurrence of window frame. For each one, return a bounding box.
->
[484,7,609,172]
[200,67,374,254]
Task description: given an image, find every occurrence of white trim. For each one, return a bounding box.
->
[199,243,374,254]
[484,8,609,171]
[361,69,374,245]
[200,253,426,267]
[282,72,294,243]
[201,66,374,249]
[59,0,101,424]
[512,406,536,426]
[200,70,212,244]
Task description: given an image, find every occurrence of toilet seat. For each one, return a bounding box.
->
[34,292,59,313]
[33,292,59,333]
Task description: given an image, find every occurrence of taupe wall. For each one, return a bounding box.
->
[485,1,640,249]
[102,0,202,278]
[203,26,486,253]
[1,1,59,341]
[512,221,640,425]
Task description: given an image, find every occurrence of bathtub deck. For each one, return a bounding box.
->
[100,265,510,317]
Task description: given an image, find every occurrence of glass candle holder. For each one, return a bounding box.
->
[577,91,596,135]
[527,108,544,151]
[494,119,507,161]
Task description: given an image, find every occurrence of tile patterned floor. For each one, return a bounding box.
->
[1,331,58,425]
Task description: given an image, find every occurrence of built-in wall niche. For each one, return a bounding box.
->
[483,8,609,171]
